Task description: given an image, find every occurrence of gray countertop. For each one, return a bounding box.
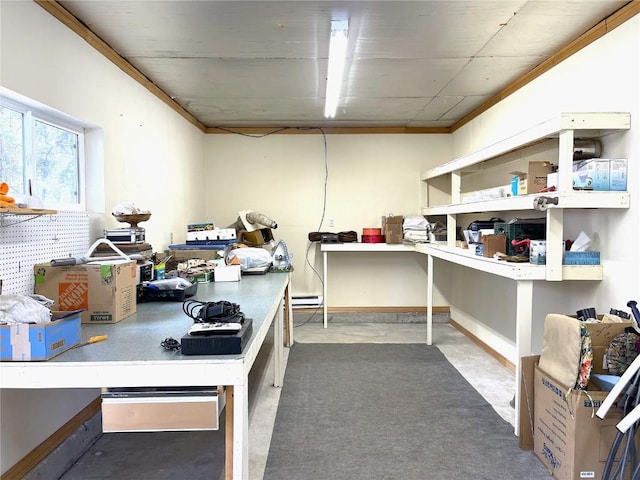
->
[49,273,290,364]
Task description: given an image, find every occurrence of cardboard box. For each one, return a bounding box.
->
[34,261,137,324]
[511,161,553,195]
[581,318,632,374]
[609,159,628,191]
[0,311,82,361]
[531,363,636,480]
[481,234,506,257]
[382,215,404,225]
[530,240,546,265]
[169,249,223,262]
[214,265,241,282]
[573,159,610,191]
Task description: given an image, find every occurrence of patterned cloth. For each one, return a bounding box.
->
[606,331,640,375]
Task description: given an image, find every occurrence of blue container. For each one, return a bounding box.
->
[563,251,600,265]
[0,310,82,361]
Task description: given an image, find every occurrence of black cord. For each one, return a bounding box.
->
[205,125,329,329]
[161,337,181,351]
[297,127,329,329]
[182,299,244,324]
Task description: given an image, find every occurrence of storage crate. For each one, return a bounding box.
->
[563,251,600,265]
[494,221,546,256]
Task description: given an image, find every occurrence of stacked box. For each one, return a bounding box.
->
[609,159,628,191]
[382,216,403,244]
[494,221,546,256]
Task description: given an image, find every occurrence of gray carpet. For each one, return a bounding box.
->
[264,343,549,480]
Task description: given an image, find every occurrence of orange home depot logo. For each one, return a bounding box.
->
[58,283,89,311]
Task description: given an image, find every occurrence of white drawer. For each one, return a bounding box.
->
[101,386,224,433]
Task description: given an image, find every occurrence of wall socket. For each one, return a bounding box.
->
[329,218,335,227]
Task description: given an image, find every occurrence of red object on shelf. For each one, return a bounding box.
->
[362,234,385,243]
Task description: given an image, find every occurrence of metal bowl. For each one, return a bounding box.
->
[112,212,151,228]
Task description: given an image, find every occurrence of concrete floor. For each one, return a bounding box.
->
[52,317,516,480]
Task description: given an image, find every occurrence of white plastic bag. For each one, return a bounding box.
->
[226,247,272,270]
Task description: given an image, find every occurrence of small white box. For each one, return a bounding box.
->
[214,265,241,282]
[609,158,628,191]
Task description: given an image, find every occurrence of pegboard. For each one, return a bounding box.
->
[0,211,90,295]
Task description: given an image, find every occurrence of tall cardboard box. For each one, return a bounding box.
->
[530,363,637,480]
[382,215,404,244]
[34,261,137,323]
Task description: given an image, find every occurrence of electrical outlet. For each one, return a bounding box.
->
[170,232,174,244]
[329,218,335,227]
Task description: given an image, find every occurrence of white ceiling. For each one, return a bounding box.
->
[53,0,630,130]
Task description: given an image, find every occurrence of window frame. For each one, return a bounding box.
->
[1,92,87,211]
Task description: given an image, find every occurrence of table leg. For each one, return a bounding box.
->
[514,279,533,437]
[225,386,234,480]
[323,250,328,328]
[274,298,284,387]
[284,274,293,347]
[426,254,433,346]
[232,383,249,479]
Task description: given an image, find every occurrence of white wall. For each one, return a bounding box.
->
[447,16,640,360]
[1,0,637,475]
[0,2,206,474]
[204,133,451,306]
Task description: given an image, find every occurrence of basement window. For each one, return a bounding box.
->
[0,91,86,210]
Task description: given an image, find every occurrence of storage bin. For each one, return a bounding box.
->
[494,221,546,256]
[563,251,600,265]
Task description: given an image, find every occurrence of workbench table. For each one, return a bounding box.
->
[0,273,293,480]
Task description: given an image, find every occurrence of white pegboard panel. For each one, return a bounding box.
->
[0,210,90,295]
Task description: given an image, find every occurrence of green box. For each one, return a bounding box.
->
[494,221,546,256]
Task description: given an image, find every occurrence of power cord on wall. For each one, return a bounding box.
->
[208,125,329,328]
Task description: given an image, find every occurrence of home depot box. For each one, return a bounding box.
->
[0,311,82,361]
[34,261,137,323]
[531,364,635,480]
[511,161,553,195]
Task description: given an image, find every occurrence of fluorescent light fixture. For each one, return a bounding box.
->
[324,20,349,118]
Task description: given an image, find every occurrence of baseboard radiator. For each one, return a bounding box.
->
[291,295,323,309]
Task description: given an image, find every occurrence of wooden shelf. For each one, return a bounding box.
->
[0,207,57,227]
[0,207,57,215]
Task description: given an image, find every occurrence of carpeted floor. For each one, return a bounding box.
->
[263,343,549,480]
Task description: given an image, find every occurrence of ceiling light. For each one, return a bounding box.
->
[324,20,349,118]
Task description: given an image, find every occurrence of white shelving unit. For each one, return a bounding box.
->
[419,112,631,435]
[320,242,419,330]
